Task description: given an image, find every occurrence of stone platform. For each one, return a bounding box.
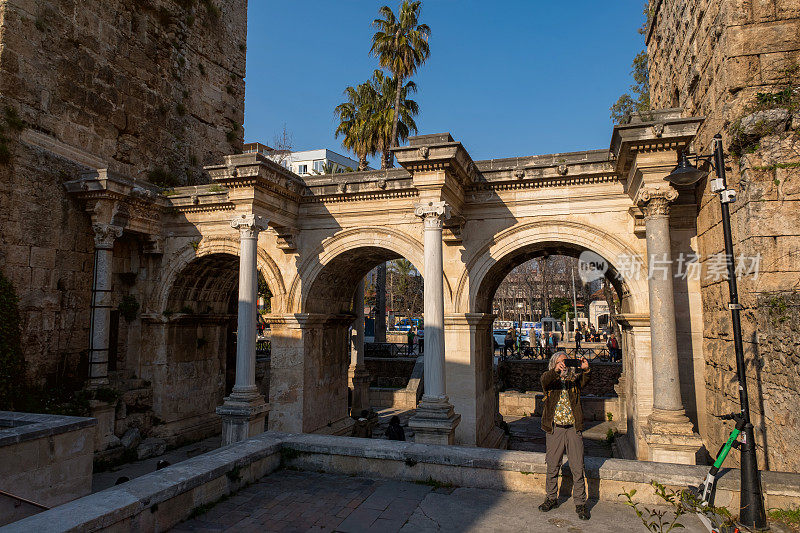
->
[172,469,705,532]
[4,431,799,532]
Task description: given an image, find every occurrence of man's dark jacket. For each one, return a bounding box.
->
[540,368,590,433]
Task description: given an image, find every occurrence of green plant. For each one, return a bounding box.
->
[610,50,650,124]
[208,184,226,193]
[189,240,200,251]
[0,273,25,410]
[147,168,180,188]
[605,428,616,444]
[201,0,221,24]
[226,84,234,95]
[179,305,194,315]
[118,295,140,322]
[226,126,237,143]
[607,412,614,422]
[620,481,735,533]
[768,506,800,530]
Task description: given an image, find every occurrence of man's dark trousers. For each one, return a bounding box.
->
[545,424,586,505]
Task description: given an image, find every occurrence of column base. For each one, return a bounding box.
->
[643,409,704,465]
[349,366,371,416]
[408,395,461,445]
[216,392,269,446]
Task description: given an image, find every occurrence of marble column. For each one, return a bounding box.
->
[217,213,269,445]
[408,201,460,444]
[88,223,123,388]
[349,278,371,415]
[638,186,702,463]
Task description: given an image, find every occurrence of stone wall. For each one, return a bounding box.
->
[647,0,800,471]
[496,360,622,397]
[0,0,246,390]
[0,412,96,525]
[364,357,416,389]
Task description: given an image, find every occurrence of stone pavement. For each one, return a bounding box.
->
[172,470,705,532]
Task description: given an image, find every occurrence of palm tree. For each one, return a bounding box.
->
[369,70,419,168]
[334,82,380,170]
[370,1,430,167]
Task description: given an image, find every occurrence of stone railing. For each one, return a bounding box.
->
[5,431,800,532]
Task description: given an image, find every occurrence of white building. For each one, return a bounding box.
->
[243,143,364,176]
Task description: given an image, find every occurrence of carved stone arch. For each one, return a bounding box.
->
[454,219,648,315]
[151,236,286,315]
[287,226,453,314]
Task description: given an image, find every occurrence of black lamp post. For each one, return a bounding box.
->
[665,134,767,530]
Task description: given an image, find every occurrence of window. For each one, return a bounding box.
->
[313,160,324,173]
[298,164,307,174]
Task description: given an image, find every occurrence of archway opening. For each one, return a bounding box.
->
[476,243,629,456]
[283,246,423,436]
[148,253,271,445]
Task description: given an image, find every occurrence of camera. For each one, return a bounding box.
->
[563,358,581,368]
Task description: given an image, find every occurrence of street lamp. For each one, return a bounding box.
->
[665,134,767,530]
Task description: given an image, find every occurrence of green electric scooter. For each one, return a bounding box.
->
[692,413,748,533]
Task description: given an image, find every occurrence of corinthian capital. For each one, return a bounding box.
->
[92,223,123,249]
[414,201,451,229]
[636,186,678,218]
[231,214,269,238]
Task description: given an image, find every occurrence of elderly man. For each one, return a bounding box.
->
[538,351,591,521]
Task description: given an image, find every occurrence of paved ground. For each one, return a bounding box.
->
[172,470,705,532]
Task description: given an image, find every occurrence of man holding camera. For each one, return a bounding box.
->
[538,351,591,521]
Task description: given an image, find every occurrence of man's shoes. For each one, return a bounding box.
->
[576,504,590,520]
[538,498,559,512]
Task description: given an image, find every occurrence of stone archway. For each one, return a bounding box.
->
[142,248,278,446]
[270,230,428,435]
[446,219,649,449]
[151,236,286,316]
[456,220,648,316]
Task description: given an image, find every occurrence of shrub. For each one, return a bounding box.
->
[0,273,25,409]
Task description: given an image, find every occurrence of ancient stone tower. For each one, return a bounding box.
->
[647,0,800,471]
[0,0,246,389]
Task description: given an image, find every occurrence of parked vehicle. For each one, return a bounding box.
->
[394,317,423,332]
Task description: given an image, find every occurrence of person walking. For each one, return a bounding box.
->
[575,328,583,351]
[504,329,514,358]
[406,327,415,356]
[538,351,591,521]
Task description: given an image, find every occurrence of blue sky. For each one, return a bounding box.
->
[243,1,645,164]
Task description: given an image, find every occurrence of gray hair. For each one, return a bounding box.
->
[548,351,568,370]
[548,350,576,381]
